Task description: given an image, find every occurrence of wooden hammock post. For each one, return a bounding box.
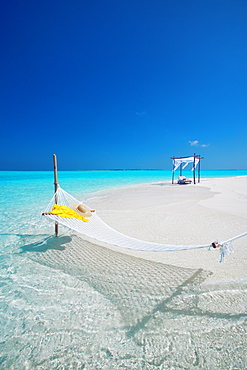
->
[53,154,59,237]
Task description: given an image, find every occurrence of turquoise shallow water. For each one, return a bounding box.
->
[0,170,247,369]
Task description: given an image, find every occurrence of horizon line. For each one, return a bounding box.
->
[1,168,247,172]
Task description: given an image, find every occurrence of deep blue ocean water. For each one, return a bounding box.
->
[1,170,247,369]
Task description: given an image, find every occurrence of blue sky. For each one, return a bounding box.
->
[1,0,247,170]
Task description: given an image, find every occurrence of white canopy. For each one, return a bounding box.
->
[172,156,199,172]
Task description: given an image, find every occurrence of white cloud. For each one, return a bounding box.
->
[189,140,210,148]
[189,140,199,146]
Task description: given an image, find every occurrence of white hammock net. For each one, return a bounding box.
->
[43,187,212,252]
[42,186,247,259]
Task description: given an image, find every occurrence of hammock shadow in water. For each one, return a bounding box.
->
[23,234,214,330]
[19,236,246,369]
[20,235,72,253]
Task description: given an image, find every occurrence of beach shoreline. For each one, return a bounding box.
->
[85,176,247,284]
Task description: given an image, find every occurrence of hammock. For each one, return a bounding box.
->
[42,186,247,261]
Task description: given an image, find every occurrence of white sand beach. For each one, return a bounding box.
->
[87,176,247,284]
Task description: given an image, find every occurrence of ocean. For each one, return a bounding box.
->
[1,170,247,369]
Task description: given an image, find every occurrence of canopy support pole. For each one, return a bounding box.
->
[53,154,59,237]
[198,155,201,183]
[193,153,196,184]
[171,157,175,184]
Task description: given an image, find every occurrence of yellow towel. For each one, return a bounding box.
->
[49,204,89,222]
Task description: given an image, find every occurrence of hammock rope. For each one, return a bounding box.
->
[42,187,247,261]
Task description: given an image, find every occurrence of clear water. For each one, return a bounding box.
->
[0,170,247,369]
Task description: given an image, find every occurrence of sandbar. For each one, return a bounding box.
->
[86,176,247,284]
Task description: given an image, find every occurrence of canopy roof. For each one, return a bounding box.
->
[172,155,201,172]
